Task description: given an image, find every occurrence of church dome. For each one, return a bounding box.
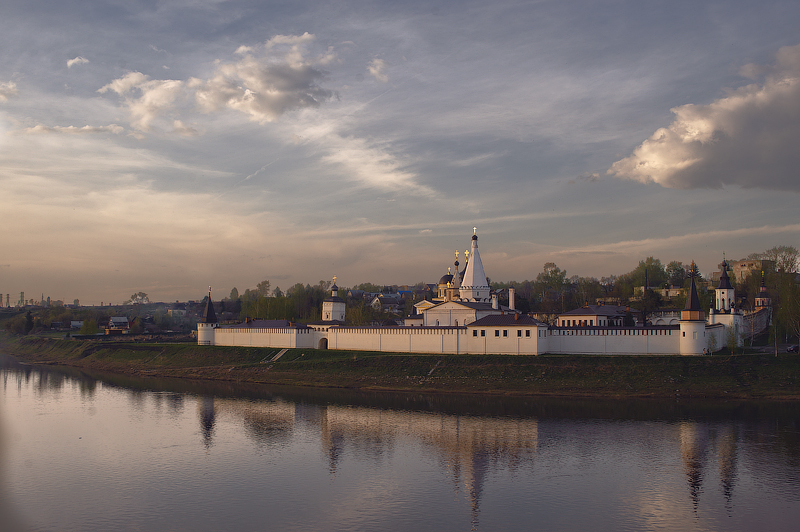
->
[438,273,453,285]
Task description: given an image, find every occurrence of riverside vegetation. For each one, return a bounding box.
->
[2,335,799,399]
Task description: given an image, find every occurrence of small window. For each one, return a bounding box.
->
[473,330,477,337]
[495,330,500,337]
[503,330,508,337]
[481,330,485,337]
[517,330,522,337]
[526,330,531,337]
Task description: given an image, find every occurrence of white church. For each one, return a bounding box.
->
[198,231,769,356]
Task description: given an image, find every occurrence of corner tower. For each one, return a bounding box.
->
[680,263,706,356]
[197,287,218,345]
[459,229,491,302]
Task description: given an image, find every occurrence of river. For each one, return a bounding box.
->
[1,354,799,531]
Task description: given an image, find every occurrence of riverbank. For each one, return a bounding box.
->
[2,335,799,399]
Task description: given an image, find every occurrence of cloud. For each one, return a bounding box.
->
[23,124,123,134]
[0,81,18,102]
[192,33,334,123]
[99,72,184,131]
[98,34,335,132]
[608,43,800,192]
[67,56,89,68]
[368,58,388,82]
[319,133,432,195]
[171,120,200,136]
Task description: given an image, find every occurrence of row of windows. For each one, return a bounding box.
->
[472,329,534,338]
[552,329,673,336]
[560,319,626,327]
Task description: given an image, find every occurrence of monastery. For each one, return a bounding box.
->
[198,231,771,356]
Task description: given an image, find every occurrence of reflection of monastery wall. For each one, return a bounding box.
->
[321,405,538,455]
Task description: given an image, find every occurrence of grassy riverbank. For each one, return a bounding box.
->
[2,335,799,399]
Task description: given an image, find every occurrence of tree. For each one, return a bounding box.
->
[627,257,667,288]
[73,299,80,307]
[80,319,99,335]
[128,292,149,304]
[748,245,798,274]
[256,280,271,297]
[353,282,382,293]
[665,261,686,288]
[534,262,568,312]
[229,287,239,301]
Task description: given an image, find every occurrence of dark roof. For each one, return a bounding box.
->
[469,314,545,327]
[199,295,217,323]
[717,262,733,290]
[438,273,453,285]
[226,319,307,329]
[324,296,345,303]
[559,304,628,317]
[307,319,345,326]
[427,300,498,311]
[684,275,702,311]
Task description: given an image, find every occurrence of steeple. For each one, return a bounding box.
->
[755,271,771,311]
[682,263,704,320]
[200,287,217,323]
[459,228,490,301]
[716,259,734,312]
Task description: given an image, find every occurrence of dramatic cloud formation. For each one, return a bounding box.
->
[609,44,800,192]
[1,1,799,303]
[98,34,334,133]
[0,81,18,101]
[67,56,89,68]
[192,33,334,123]
[98,72,185,132]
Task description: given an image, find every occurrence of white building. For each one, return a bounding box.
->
[198,233,764,356]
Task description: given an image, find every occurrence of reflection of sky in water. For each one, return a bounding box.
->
[1,360,799,532]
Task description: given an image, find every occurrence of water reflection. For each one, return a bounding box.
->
[2,355,799,532]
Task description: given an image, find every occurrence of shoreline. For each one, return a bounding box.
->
[2,335,799,400]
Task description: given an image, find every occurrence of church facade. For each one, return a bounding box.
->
[198,232,764,356]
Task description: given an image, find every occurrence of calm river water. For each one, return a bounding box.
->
[1,354,799,531]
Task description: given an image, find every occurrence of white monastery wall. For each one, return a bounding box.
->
[214,327,319,348]
[328,327,466,354]
[545,328,679,355]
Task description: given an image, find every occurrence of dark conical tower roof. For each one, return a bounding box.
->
[684,263,702,312]
[717,261,733,290]
[200,290,217,323]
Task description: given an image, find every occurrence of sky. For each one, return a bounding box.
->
[1,0,799,305]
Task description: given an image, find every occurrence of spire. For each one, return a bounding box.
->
[717,260,733,290]
[200,288,217,323]
[460,230,490,301]
[684,263,702,312]
[452,251,461,288]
